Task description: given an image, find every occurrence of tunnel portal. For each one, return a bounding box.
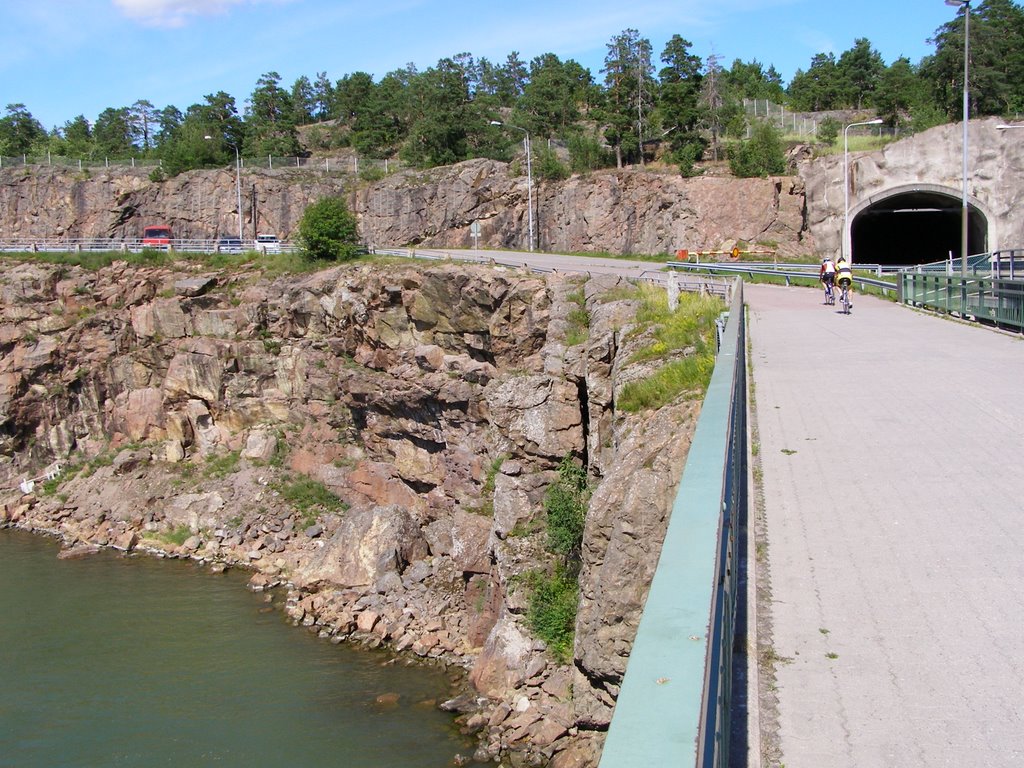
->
[850,190,988,266]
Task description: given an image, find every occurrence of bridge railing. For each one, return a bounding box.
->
[901,272,1024,331]
[599,279,747,768]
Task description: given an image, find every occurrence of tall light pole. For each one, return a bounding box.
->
[204,135,244,243]
[843,118,883,266]
[946,0,971,275]
[490,120,534,252]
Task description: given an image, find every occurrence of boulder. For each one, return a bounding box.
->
[469,615,534,698]
[295,505,429,588]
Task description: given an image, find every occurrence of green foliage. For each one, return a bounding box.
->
[297,196,361,261]
[148,524,193,547]
[534,144,569,181]
[203,451,241,478]
[564,288,590,346]
[618,354,716,411]
[729,121,786,178]
[526,564,579,663]
[276,476,348,516]
[543,455,589,561]
[816,117,840,146]
[566,132,613,173]
[673,141,706,177]
[618,286,724,411]
[474,454,507,517]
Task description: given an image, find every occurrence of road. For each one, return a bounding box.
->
[746,283,1024,768]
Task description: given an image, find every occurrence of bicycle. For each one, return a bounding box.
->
[822,280,835,305]
[838,281,851,315]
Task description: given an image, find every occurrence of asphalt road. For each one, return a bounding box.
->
[746,283,1024,768]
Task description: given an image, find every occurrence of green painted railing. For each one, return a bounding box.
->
[901,272,1024,331]
[599,280,747,768]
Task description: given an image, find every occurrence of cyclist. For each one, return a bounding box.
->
[820,256,837,303]
[836,256,853,308]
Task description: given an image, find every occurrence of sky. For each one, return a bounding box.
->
[2,0,965,132]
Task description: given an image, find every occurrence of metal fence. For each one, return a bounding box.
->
[0,153,403,176]
[0,238,298,255]
[741,99,900,141]
[600,279,746,768]
[666,260,899,295]
[902,272,1024,332]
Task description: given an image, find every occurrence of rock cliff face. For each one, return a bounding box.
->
[0,258,708,766]
[0,160,812,257]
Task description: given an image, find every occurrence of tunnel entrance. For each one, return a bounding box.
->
[850,189,988,266]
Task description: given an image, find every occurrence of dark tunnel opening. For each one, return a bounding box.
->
[850,191,987,266]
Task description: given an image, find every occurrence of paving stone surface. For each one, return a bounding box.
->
[746,283,1024,768]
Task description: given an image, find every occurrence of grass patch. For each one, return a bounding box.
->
[276,475,348,527]
[473,454,507,517]
[146,524,192,547]
[618,354,716,412]
[615,285,723,412]
[525,564,579,663]
[526,455,590,662]
[564,288,590,346]
[203,450,241,478]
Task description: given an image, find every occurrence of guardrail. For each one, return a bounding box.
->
[0,238,299,255]
[666,260,898,295]
[371,248,735,298]
[600,279,746,768]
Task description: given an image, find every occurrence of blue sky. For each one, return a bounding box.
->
[3,0,961,132]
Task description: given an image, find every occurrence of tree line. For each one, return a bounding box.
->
[2,0,1022,179]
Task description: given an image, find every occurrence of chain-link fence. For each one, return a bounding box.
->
[0,153,404,176]
[741,99,898,141]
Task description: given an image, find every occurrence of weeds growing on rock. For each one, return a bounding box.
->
[526,454,590,662]
[617,286,723,411]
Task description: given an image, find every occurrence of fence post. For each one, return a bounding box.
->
[269,155,273,170]
[325,158,330,172]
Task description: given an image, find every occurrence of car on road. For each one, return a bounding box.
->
[255,233,280,253]
[217,237,243,253]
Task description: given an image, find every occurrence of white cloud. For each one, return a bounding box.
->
[112,0,258,26]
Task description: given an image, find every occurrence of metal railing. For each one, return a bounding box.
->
[898,250,1024,333]
[902,272,1024,331]
[0,153,403,176]
[371,248,735,297]
[600,279,746,768]
[0,238,298,255]
[666,259,898,295]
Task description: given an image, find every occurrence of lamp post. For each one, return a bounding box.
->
[204,135,244,243]
[946,0,971,274]
[490,120,534,252]
[843,118,883,266]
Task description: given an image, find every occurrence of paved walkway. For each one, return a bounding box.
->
[746,284,1024,768]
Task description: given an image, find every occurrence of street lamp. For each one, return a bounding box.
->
[204,135,244,243]
[490,120,534,252]
[843,118,883,266]
[946,0,971,274]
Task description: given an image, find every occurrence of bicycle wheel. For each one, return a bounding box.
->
[842,288,850,314]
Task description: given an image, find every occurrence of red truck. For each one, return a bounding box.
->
[142,224,172,249]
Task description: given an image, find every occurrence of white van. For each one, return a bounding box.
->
[255,233,280,254]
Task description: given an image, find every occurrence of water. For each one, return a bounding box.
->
[0,529,483,768]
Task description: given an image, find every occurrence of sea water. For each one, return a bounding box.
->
[0,529,485,767]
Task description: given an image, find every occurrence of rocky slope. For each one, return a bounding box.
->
[0,257,709,766]
[0,160,812,257]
